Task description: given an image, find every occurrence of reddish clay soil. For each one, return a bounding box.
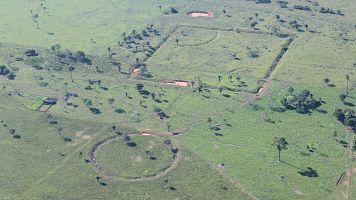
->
[161,80,192,87]
[186,11,214,17]
[38,104,51,112]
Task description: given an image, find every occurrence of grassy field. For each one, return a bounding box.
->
[146,27,289,91]
[0,0,355,199]
[0,0,190,55]
[181,81,355,199]
[95,134,174,178]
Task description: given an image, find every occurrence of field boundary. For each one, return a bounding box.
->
[134,25,295,94]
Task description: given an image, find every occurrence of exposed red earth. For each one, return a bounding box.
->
[186,11,214,17]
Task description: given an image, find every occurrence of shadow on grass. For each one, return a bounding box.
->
[280,160,318,178]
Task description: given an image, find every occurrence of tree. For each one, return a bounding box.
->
[228,75,233,81]
[197,80,203,94]
[218,87,223,94]
[288,87,294,95]
[333,109,345,123]
[108,98,115,107]
[323,78,330,86]
[273,137,288,162]
[135,58,139,64]
[122,133,131,144]
[175,38,179,45]
[0,65,10,76]
[68,66,75,82]
[339,94,347,102]
[345,74,350,94]
[218,75,222,82]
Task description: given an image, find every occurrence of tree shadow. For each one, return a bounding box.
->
[298,167,318,178]
[280,160,303,171]
[281,161,318,178]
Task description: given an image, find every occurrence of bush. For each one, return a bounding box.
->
[0,65,10,75]
[248,50,260,59]
[89,107,101,114]
[115,108,125,113]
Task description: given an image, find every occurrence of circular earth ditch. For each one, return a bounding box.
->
[90,133,179,180]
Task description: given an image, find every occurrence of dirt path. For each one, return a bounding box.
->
[89,133,182,182]
[345,135,355,200]
[213,165,258,200]
[240,80,272,107]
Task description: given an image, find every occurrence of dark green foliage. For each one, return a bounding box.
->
[25,49,38,57]
[281,88,321,114]
[63,137,72,142]
[89,107,101,114]
[83,99,93,107]
[170,7,178,14]
[154,107,168,119]
[293,5,311,11]
[333,108,356,131]
[247,50,259,58]
[115,108,125,114]
[0,65,10,75]
[13,134,21,139]
[255,0,271,3]
[273,137,288,162]
[333,109,345,122]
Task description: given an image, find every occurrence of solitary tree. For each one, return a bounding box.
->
[218,87,223,94]
[218,75,222,82]
[323,78,330,86]
[68,66,75,83]
[345,74,350,94]
[273,137,288,162]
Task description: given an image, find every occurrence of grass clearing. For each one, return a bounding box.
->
[146,27,289,91]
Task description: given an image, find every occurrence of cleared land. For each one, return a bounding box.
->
[0,0,355,199]
[146,27,289,91]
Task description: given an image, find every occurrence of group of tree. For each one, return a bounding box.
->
[333,109,356,132]
[1,120,22,139]
[0,65,16,80]
[136,83,150,97]
[254,0,271,4]
[122,133,136,147]
[52,46,92,65]
[154,107,168,120]
[119,25,160,58]
[281,88,322,114]
[25,49,38,57]
[319,7,343,16]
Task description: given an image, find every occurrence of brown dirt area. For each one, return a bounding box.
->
[186,11,214,17]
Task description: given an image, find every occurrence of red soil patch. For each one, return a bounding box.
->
[38,104,51,112]
[186,11,214,18]
[161,80,192,87]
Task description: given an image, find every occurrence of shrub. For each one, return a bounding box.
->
[89,107,101,114]
[248,50,260,59]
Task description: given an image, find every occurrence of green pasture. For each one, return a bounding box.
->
[95,135,174,178]
[272,34,356,89]
[0,0,188,55]
[146,27,288,91]
[0,0,355,199]
[181,81,355,199]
